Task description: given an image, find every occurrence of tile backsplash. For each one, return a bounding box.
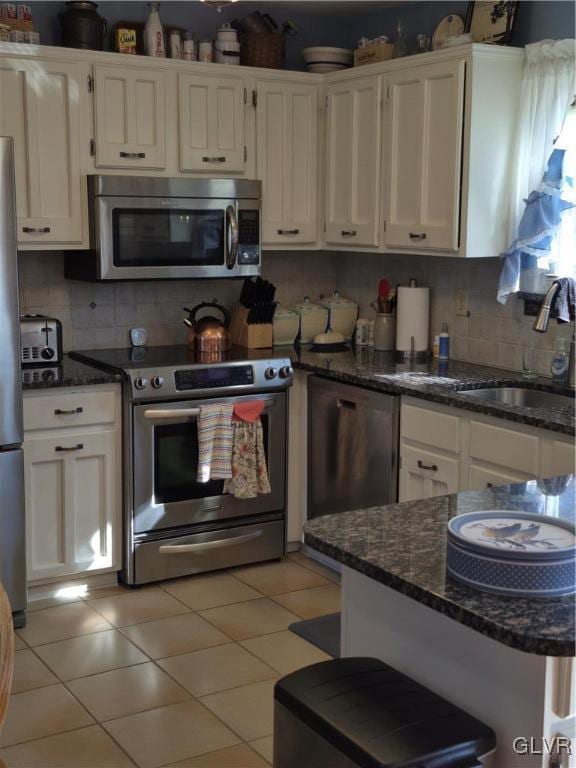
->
[18,250,570,377]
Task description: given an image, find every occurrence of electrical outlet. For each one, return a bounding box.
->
[455,289,469,317]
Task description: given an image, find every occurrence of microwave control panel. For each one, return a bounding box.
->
[237,210,260,265]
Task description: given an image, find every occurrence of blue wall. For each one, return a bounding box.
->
[27,0,576,69]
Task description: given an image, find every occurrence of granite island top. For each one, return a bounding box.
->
[22,354,122,391]
[304,476,576,657]
[290,347,575,435]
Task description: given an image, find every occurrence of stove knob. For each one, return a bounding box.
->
[264,367,278,380]
[279,366,293,379]
[151,376,164,389]
[134,376,148,391]
[41,347,54,360]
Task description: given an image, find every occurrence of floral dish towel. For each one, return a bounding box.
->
[224,420,271,499]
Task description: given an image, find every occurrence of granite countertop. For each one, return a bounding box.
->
[304,476,576,657]
[22,355,122,390]
[290,346,575,435]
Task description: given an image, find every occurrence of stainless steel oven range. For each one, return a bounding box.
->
[72,347,293,585]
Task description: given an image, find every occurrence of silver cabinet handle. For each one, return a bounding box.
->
[225,204,239,270]
[54,407,84,415]
[55,443,84,452]
[409,232,427,240]
[417,460,438,471]
[159,530,262,555]
[277,228,300,235]
[144,408,200,420]
[202,156,226,163]
[120,151,145,159]
[22,226,51,233]
[341,230,356,237]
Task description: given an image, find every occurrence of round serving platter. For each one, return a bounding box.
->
[446,511,576,598]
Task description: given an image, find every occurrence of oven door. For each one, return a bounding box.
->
[96,196,260,280]
[132,392,286,534]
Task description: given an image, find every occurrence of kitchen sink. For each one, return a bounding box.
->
[458,387,575,410]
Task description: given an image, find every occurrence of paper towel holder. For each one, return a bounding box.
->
[395,335,430,362]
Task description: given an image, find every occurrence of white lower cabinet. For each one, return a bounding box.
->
[23,386,121,584]
[400,444,459,502]
[400,397,574,502]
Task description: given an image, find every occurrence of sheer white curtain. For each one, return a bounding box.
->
[506,39,575,243]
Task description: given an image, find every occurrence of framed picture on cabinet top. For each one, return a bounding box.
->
[465,1,518,44]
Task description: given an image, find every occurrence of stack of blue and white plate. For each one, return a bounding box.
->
[447,511,576,598]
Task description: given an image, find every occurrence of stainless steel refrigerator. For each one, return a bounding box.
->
[0,137,26,627]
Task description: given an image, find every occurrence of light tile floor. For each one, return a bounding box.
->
[1,553,340,768]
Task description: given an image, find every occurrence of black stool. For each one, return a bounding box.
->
[274,657,496,768]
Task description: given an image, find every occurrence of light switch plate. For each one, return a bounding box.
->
[455,289,469,317]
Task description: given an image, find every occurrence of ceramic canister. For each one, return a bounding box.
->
[214,23,240,65]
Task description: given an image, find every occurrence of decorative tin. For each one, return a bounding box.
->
[447,511,576,598]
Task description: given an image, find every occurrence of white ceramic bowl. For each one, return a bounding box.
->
[306,62,349,73]
[302,46,353,65]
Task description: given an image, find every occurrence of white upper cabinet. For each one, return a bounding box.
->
[385,60,465,251]
[0,57,82,245]
[93,64,166,170]
[179,73,246,173]
[325,75,382,247]
[256,80,318,245]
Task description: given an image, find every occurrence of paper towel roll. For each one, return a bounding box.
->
[396,286,430,355]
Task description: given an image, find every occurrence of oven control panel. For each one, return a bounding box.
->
[127,359,293,401]
[175,365,254,391]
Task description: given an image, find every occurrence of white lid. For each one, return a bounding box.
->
[292,297,327,315]
[321,290,357,309]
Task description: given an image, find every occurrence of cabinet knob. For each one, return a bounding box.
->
[409,232,427,240]
[202,156,226,163]
[119,152,146,159]
[277,229,300,235]
[22,226,51,233]
[55,443,84,452]
[341,230,357,237]
[417,460,438,471]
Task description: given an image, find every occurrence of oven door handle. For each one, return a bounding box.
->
[225,204,239,270]
[144,408,200,420]
[159,530,263,555]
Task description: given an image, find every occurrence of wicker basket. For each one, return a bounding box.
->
[240,31,285,68]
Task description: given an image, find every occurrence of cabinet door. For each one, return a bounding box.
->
[325,76,381,246]
[94,65,166,169]
[467,464,530,492]
[386,60,464,251]
[399,443,459,502]
[24,429,118,582]
[179,73,246,172]
[257,81,318,244]
[0,58,82,244]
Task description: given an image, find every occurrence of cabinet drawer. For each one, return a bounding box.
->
[469,420,539,475]
[401,404,460,453]
[468,464,530,492]
[24,390,117,431]
[401,443,460,499]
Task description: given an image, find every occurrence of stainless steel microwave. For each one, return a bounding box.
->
[65,176,261,281]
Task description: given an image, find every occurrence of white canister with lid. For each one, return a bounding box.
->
[199,39,213,62]
[214,23,240,65]
[273,306,300,346]
[291,297,329,344]
[320,291,358,341]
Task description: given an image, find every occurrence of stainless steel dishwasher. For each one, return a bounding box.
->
[307,376,399,519]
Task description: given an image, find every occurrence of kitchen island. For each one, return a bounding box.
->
[304,477,575,768]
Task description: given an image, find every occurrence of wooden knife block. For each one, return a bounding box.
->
[230,306,273,349]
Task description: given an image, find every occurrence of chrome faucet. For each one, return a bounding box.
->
[533,279,576,388]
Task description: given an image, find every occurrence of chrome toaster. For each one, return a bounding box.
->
[20,314,63,366]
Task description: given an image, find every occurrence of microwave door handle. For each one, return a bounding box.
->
[225,205,239,270]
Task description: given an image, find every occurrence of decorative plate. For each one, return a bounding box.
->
[432,14,465,50]
[448,511,576,560]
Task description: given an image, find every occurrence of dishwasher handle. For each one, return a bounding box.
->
[337,398,356,410]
